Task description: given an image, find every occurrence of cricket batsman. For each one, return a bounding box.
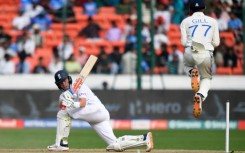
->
[180,0,220,118]
[47,70,154,152]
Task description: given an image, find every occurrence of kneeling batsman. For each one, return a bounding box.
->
[47,70,154,152]
[57,91,154,152]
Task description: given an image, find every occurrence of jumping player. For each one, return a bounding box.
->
[180,0,220,118]
[47,70,154,152]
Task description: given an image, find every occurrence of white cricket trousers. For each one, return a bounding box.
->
[67,103,117,145]
[184,47,214,100]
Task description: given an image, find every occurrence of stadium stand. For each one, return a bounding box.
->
[0,0,243,75]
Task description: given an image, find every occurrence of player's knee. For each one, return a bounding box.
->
[57,110,71,125]
[57,110,69,119]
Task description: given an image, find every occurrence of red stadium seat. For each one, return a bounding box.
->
[232,67,243,75]
[169,24,180,32]
[73,6,83,15]
[98,7,115,14]
[110,41,125,53]
[220,32,235,47]
[34,48,52,68]
[216,67,232,75]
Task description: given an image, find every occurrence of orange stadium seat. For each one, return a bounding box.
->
[92,14,110,26]
[232,67,243,75]
[42,31,62,48]
[94,40,111,53]
[66,23,81,31]
[66,30,78,38]
[107,14,124,25]
[98,7,115,14]
[34,48,52,68]
[154,66,168,74]
[11,56,19,64]
[50,23,63,31]
[216,67,232,75]
[220,32,235,47]
[0,5,19,13]
[167,31,181,40]
[169,24,180,32]
[110,41,126,53]
[0,0,19,5]
[0,24,12,33]
[155,49,162,55]
[99,30,107,39]
[75,41,99,55]
[50,23,81,34]
[7,30,22,42]
[35,48,52,57]
[26,57,38,73]
[167,39,184,53]
[73,6,83,14]
[75,14,88,24]
[0,14,15,24]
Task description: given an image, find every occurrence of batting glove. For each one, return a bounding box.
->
[62,98,74,107]
[63,89,77,99]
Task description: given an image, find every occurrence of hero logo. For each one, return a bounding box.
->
[130,100,181,116]
[145,102,181,114]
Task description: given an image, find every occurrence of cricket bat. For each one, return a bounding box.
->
[61,55,98,110]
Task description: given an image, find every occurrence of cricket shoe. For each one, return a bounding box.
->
[145,132,154,152]
[47,144,69,151]
[191,68,200,93]
[193,93,203,118]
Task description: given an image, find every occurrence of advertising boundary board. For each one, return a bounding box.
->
[0,90,244,120]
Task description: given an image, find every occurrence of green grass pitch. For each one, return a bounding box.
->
[0,129,244,152]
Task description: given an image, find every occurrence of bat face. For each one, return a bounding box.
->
[72,55,97,92]
[73,78,84,92]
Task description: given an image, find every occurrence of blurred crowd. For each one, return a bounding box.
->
[0,0,243,75]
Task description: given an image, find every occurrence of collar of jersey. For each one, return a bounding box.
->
[192,12,204,16]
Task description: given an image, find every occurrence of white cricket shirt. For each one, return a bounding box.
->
[180,12,220,51]
[59,83,104,118]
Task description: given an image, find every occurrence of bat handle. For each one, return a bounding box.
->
[61,89,75,110]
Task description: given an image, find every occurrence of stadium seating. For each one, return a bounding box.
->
[220,32,235,47]
[216,67,232,75]
[0,0,243,75]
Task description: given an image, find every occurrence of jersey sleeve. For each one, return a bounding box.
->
[211,20,220,47]
[180,20,187,46]
[77,84,88,99]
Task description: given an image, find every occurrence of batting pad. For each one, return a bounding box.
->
[107,135,146,151]
[55,110,71,146]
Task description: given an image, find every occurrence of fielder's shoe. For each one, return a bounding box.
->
[191,69,200,93]
[47,144,69,151]
[193,93,203,118]
[145,132,154,152]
